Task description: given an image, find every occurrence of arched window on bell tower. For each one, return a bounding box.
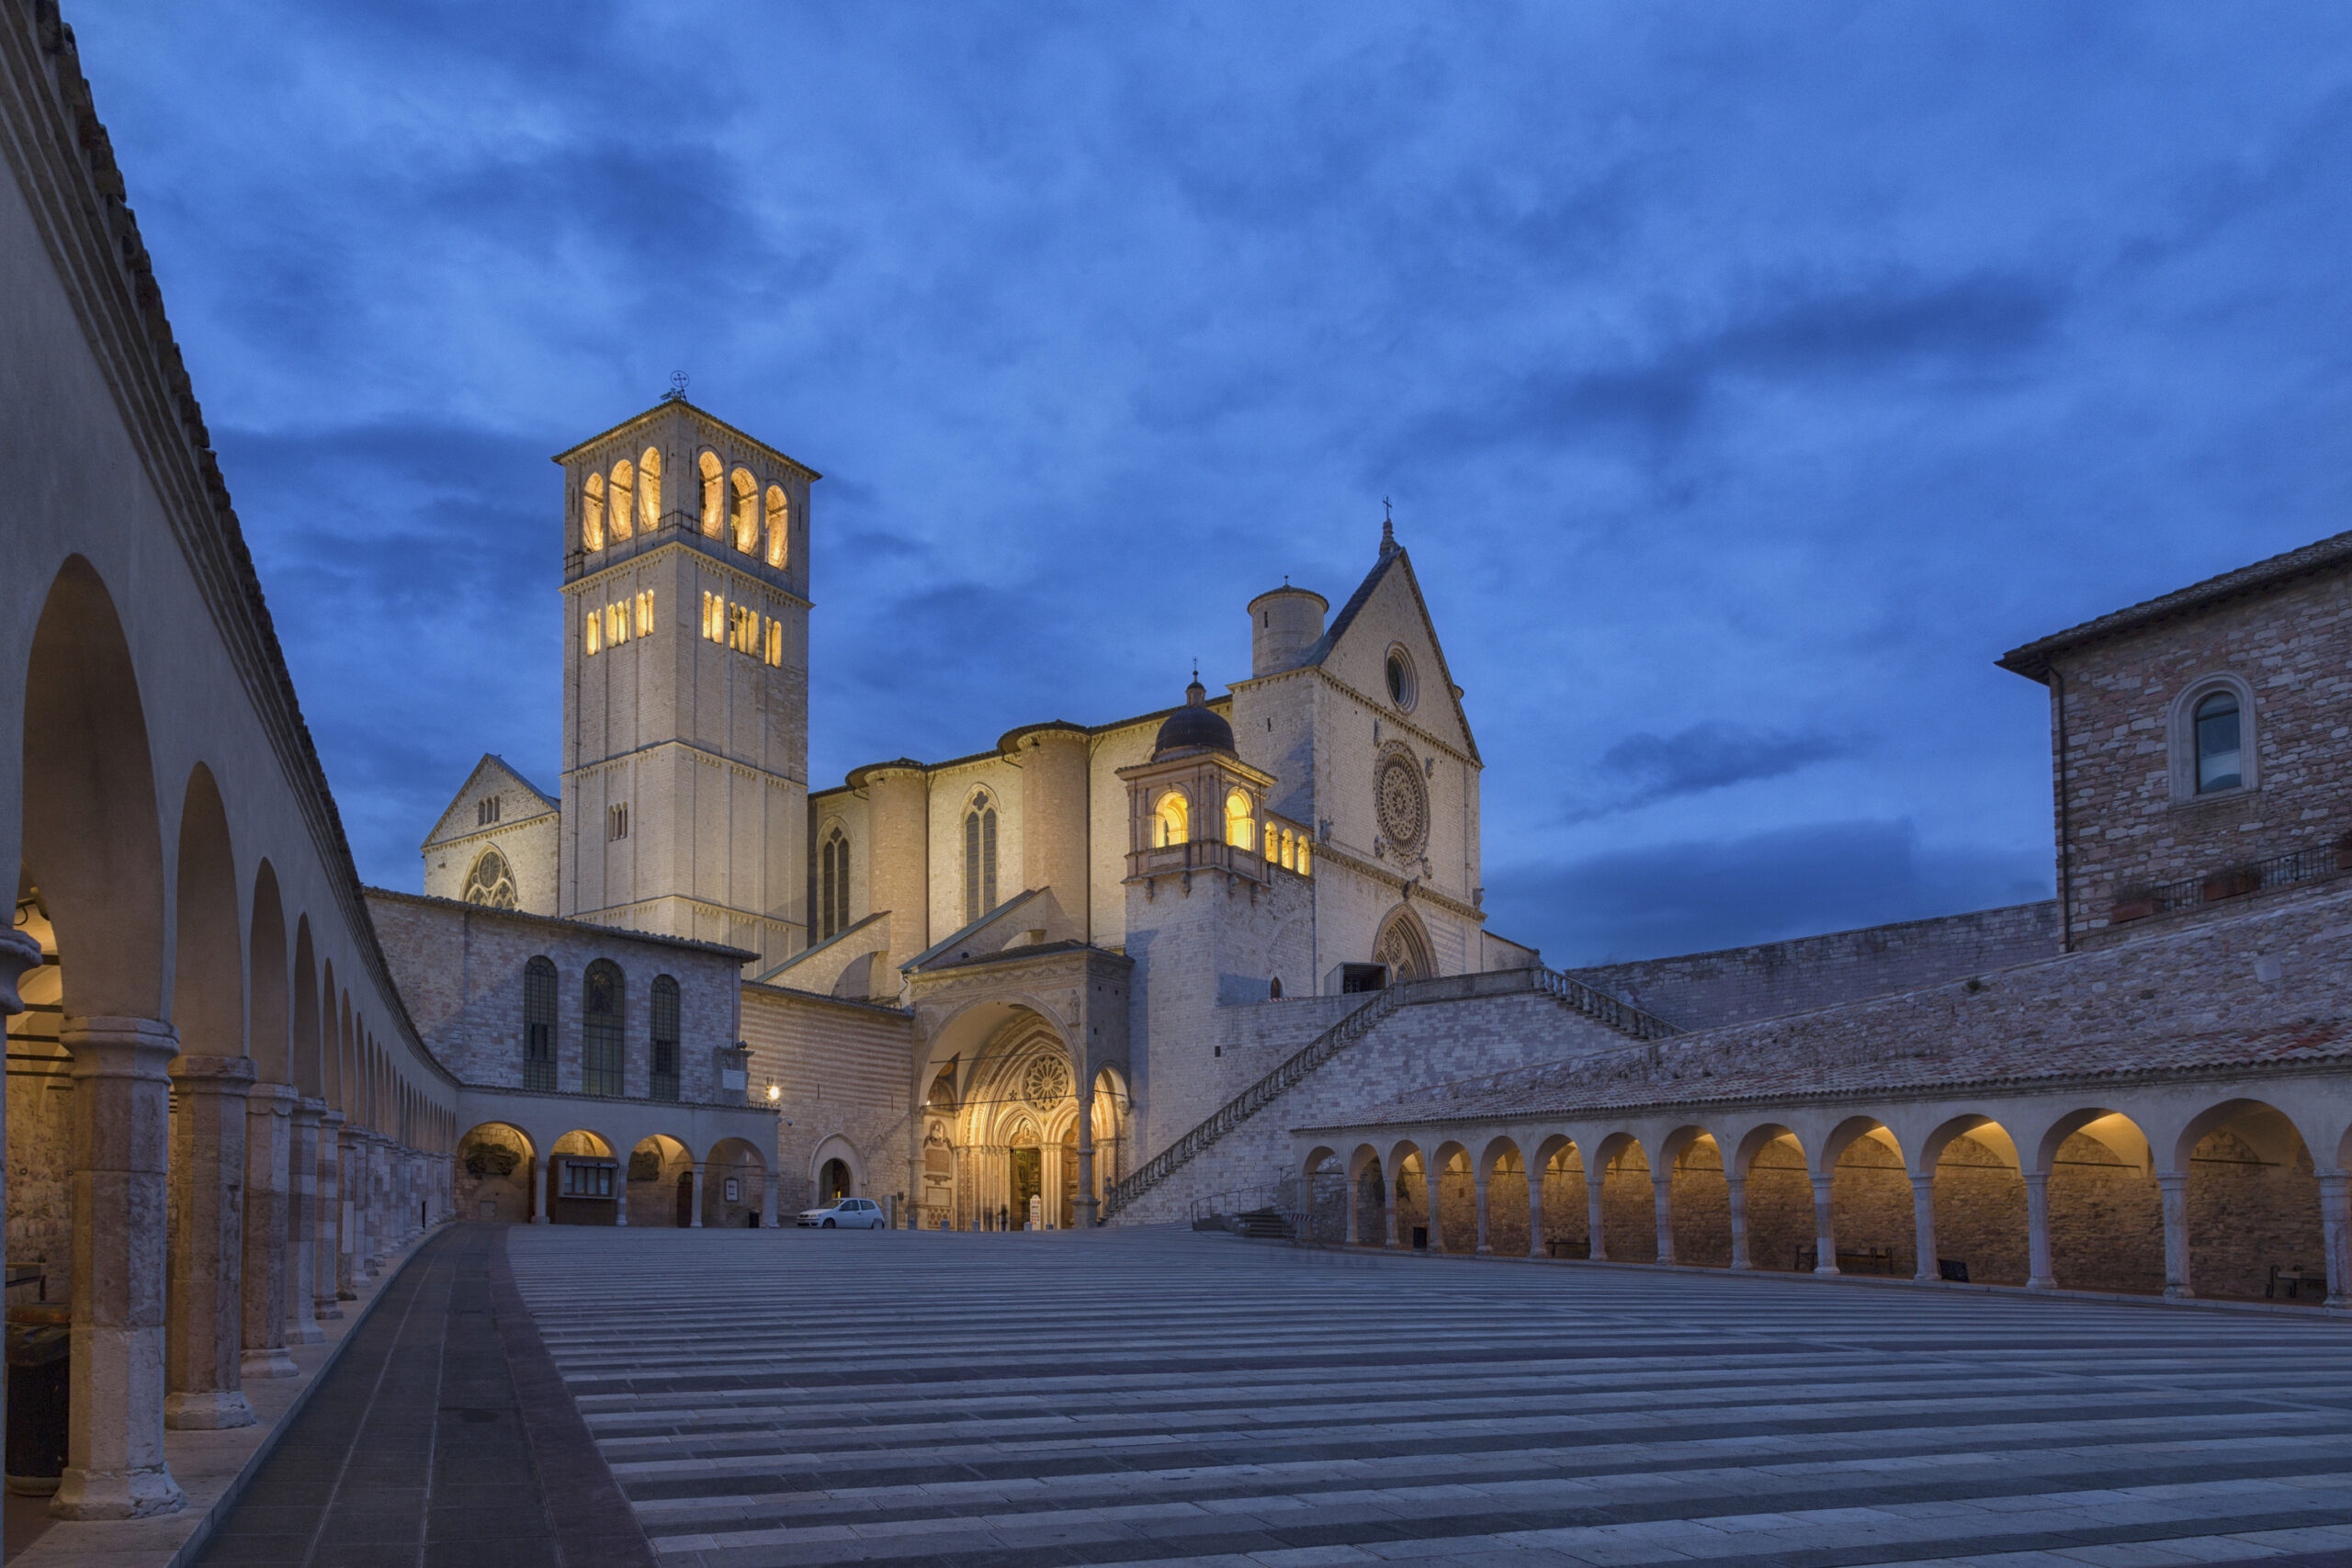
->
[698,450,723,537]
[963,793,998,925]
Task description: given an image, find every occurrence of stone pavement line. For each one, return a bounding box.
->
[187,1224,650,1568]
[502,1226,2352,1568]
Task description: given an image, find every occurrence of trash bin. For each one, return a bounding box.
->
[7,1307,71,1497]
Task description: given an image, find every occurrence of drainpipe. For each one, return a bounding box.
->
[2052,662,2073,954]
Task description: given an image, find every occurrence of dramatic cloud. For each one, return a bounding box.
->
[63,0,2352,961]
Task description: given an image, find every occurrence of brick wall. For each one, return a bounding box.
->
[1565,901,2059,1032]
[739,983,918,1213]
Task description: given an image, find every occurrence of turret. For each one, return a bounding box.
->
[1247,586,1328,677]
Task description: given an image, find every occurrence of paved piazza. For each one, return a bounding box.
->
[507,1225,2352,1568]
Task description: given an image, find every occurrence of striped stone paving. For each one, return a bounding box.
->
[506,1225,2352,1568]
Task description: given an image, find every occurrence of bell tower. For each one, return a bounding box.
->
[552,394,817,972]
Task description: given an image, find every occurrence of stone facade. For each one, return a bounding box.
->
[419,754,560,914]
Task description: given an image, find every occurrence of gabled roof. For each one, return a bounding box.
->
[751,910,886,987]
[901,889,1051,972]
[421,754,558,851]
[1293,540,1481,765]
[1999,528,2352,682]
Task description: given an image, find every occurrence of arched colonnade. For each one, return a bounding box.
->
[456,1110,776,1229]
[1298,1083,2352,1307]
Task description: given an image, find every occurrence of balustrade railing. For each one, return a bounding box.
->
[2116,841,2350,922]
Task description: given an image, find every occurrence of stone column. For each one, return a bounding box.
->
[689,1163,705,1227]
[241,1083,298,1380]
[2158,1170,2192,1300]
[1586,1178,1607,1262]
[1726,1174,1750,1270]
[1074,1074,1099,1230]
[1473,1170,1491,1255]
[530,1140,550,1224]
[1382,1167,1399,1247]
[1424,1168,1444,1252]
[313,1112,344,1321]
[1652,1173,1676,1266]
[2023,1171,2055,1290]
[761,1170,778,1228]
[54,1017,186,1519]
[164,1053,254,1431]
[2319,1171,2350,1310]
[1910,1173,1939,1284]
[1526,1166,1544,1258]
[1809,1174,1838,1276]
[1343,1174,1361,1247]
[286,1100,324,1344]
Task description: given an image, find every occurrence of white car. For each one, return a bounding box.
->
[797,1198,887,1229]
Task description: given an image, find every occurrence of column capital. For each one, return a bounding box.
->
[2155,1168,2189,1189]
[169,1054,257,1092]
[246,1081,299,1114]
[62,1016,178,1077]
[319,1109,346,1129]
[290,1096,326,1126]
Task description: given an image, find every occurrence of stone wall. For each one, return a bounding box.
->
[739,982,917,1213]
[1565,901,2059,1032]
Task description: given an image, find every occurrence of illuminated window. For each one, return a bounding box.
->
[1296,839,1310,876]
[464,847,516,909]
[701,590,722,641]
[522,955,556,1091]
[765,618,783,666]
[639,446,662,532]
[765,485,789,569]
[1225,791,1254,852]
[1281,828,1295,871]
[604,601,628,647]
[634,589,653,637]
[582,960,624,1097]
[963,793,999,924]
[731,468,758,554]
[582,472,605,552]
[2196,692,2242,793]
[1153,789,1189,849]
[698,451,723,537]
[608,802,629,841]
[560,1160,616,1198]
[650,975,680,1101]
[584,609,601,656]
[609,458,634,543]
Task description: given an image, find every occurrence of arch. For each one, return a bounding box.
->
[819,825,851,942]
[2175,1098,2324,1302]
[706,1137,768,1226]
[730,468,758,554]
[582,958,624,1096]
[1657,1125,1729,1268]
[172,764,243,1058]
[1731,1122,1810,1271]
[638,446,662,532]
[1819,1118,1908,1277]
[1386,1139,1428,1249]
[625,1134,694,1227]
[1476,1135,1529,1257]
[291,917,322,1097]
[608,457,635,543]
[463,846,516,909]
[1347,1144,1386,1247]
[697,450,724,537]
[1371,906,1433,984]
[1590,1131,1657,1263]
[1224,790,1255,852]
[22,556,166,1021]
[249,862,289,1084]
[649,974,681,1100]
[1300,1143,1340,1181]
[1150,787,1189,849]
[962,791,999,924]
[1918,1114,2027,1286]
[2036,1109,2160,1292]
[458,1122,537,1224]
[764,485,789,570]
[547,1129,618,1225]
[2167,671,2257,800]
[582,470,605,552]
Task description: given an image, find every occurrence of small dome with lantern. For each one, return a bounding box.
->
[1152,674,1236,760]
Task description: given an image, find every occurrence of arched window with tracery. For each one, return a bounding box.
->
[582,959,625,1097]
[650,974,680,1101]
[1224,790,1254,852]
[820,829,850,941]
[963,793,999,925]
[1152,789,1189,850]
[765,485,789,570]
[463,848,517,909]
[638,446,662,533]
[582,471,605,552]
[698,450,723,537]
[522,956,557,1091]
[609,457,635,543]
[730,468,759,554]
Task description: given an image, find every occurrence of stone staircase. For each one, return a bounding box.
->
[1100,966,1676,1222]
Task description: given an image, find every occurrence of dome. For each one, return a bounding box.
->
[1153,677,1235,759]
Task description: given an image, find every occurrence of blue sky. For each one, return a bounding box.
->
[73,2,2352,965]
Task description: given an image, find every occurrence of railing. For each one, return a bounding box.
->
[2117,842,2349,922]
[1532,967,1680,1041]
[1102,964,1678,1222]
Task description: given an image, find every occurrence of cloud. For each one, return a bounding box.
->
[1483,820,2053,969]
[1566,721,1856,820]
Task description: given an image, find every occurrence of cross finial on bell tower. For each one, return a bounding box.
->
[1380,496,1397,558]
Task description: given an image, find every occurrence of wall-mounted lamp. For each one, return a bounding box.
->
[765,1083,781,1102]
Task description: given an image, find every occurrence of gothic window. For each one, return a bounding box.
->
[476,795,501,827]
[1152,789,1189,850]
[820,829,850,941]
[730,468,759,554]
[963,793,999,925]
[765,484,789,570]
[582,471,605,552]
[1225,790,1254,852]
[522,955,557,1092]
[582,960,625,1097]
[609,457,635,543]
[650,974,680,1102]
[607,802,629,841]
[463,848,516,909]
[638,446,662,532]
[698,451,723,537]
[1374,914,1432,983]
[2196,692,2242,794]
